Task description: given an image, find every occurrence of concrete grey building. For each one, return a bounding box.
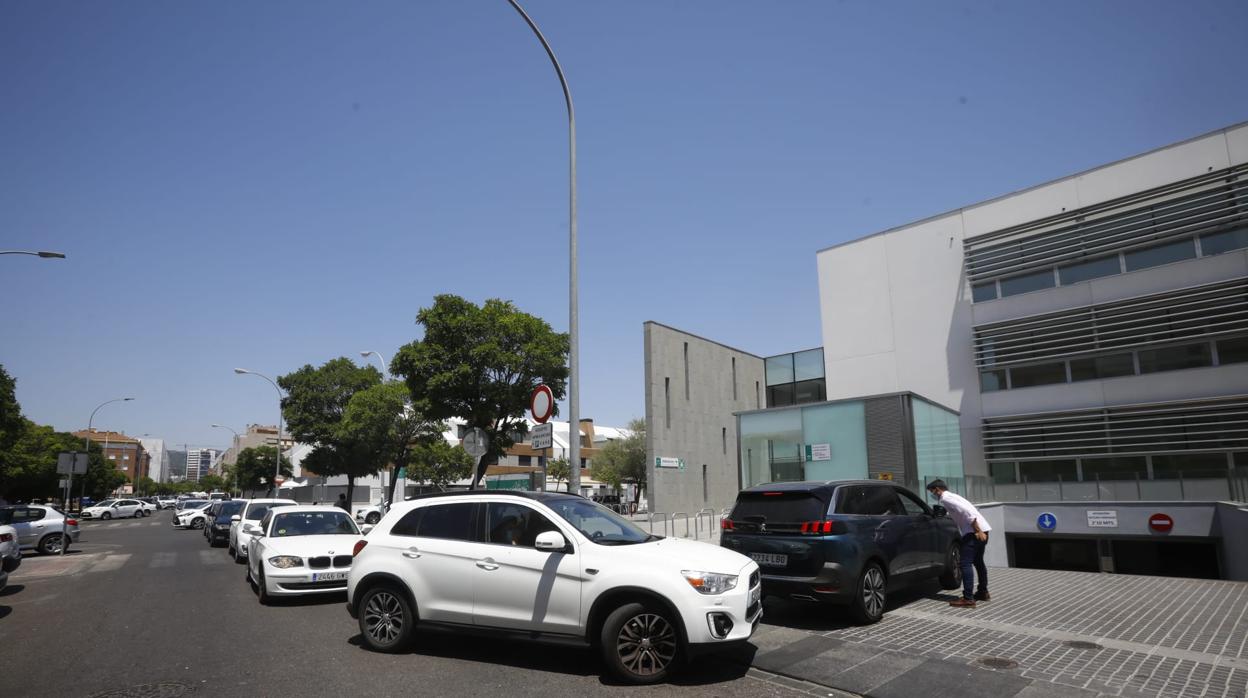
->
[137,438,169,483]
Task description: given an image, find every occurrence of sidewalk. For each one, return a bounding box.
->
[741,567,1248,698]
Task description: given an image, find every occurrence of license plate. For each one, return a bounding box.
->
[311,571,347,582]
[750,552,787,567]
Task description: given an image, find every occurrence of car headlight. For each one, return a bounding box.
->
[267,556,303,569]
[681,570,738,595]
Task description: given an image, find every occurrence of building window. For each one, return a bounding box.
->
[1217,336,1248,364]
[1018,460,1077,482]
[722,427,727,455]
[702,464,708,502]
[1058,255,1121,285]
[731,357,737,400]
[766,383,795,408]
[580,458,587,469]
[989,462,1018,484]
[1009,362,1067,388]
[1201,226,1248,256]
[765,354,794,386]
[980,370,1006,392]
[664,377,671,429]
[109,454,116,460]
[518,455,532,466]
[1081,456,1146,481]
[1138,342,1212,374]
[1069,353,1135,381]
[683,342,690,400]
[755,381,760,409]
[999,269,1055,298]
[1151,453,1229,479]
[1124,238,1196,272]
[971,281,998,303]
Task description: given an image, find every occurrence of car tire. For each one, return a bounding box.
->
[101,512,112,520]
[37,533,65,555]
[600,601,681,685]
[365,512,381,525]
[191,519,204,530]
[938,544,962,591]
[849,562,887,625]
[257,567,272,606]
[357,585,416,653]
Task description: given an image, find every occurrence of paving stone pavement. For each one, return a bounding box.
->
[751,567,1248,698]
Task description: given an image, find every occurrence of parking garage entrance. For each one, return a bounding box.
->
[1009,534,1222,580]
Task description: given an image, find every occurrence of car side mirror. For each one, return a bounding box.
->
[932,505,947,518]
[534,530,567,552]
[360,524,374,535]
[230,515,241,523]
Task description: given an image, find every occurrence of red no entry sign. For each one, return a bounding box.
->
[529,384,554,424]
[1149,513,1173,533]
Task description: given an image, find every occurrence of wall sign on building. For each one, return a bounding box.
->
[1037,512,1057,531]
[806,443,832,461]
[655,457,685,470]
[1086,510,1118,528]
[1149,513,1174,533]
[530,422,553,449]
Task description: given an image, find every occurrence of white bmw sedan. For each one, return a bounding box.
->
[246,506,366,605]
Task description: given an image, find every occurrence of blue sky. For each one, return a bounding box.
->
[3,1,1246,450]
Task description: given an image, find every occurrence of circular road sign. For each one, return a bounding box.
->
[274,475,286,485]
[463,427,489,458]
[1037,512,1057,531]
[529,384,555,424]
[1149,513,1174,534]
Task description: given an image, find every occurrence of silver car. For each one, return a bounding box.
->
[0,505,82,555]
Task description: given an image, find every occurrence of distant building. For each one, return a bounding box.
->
[219,424,295,467]
[185,448,221,482]
[137,438,169,483]
[167,450,187,481]
[73,429,151,493]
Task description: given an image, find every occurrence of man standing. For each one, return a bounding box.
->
[336,493,350,512]
[926,480,991,608]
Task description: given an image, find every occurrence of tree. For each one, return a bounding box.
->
[198,474,226,492]
[406,440,474,490]
[0,365,23,452]
[546,457,570,493]
[279,358,382,504]
[392,295,569,488]
[234,446,292,494]
[339,382,444,506]
[590,418,647,504]
[135,476,157,496]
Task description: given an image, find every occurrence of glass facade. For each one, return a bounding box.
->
[912,397,964,489]
[764,349,826,408]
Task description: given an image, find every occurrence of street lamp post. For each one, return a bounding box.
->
[74,397,135,555]
[211,424,241,494]
[234,369,284,497]
[0,250,66,259]
[359,350,389,380]
[505,0,580,496]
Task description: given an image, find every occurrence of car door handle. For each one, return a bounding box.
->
[401,547,421,559]
[475,558,499,571]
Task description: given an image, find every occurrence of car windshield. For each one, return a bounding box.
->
[246,503,292,520]
[180,500,207,509]
[270,511,359,537]
[96,500,116,508]
[545,498,654,545]
[218,501,245,517]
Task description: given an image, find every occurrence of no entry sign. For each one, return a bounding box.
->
[529,384,554,424]
[1149,513,1174,533]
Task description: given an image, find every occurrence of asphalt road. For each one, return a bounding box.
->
[0,515,826,698]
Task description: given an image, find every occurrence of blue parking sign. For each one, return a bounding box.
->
[1037,512,1057,531]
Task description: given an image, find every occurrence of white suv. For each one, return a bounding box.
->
[346,492,761,684]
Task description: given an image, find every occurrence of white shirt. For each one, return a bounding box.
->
[938,491,991,537]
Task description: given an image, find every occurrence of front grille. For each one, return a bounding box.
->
[332,555,352,568]
[307,556,330,569]
[278,580,347,591]
[749,570,760,589]
[747,601,761,620]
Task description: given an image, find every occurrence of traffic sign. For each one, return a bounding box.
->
[1037,512,1057,531]
[463,427,489,458]
[1149,513,1174,533]
[531,422,553,449]
[274,475,287,486]
[529,385,555,424]
[56,451,89,475]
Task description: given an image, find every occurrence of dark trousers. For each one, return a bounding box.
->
[960,532,988,600]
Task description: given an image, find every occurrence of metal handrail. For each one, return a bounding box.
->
[648,512,670,538]
[671,512,690,538]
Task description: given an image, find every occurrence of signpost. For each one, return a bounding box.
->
[1086,510,1118,528]
[1149,513,1174,534]
[529,384,554,424]
[56,451,88,557]
[655,456,685,470]
[463,427,489,490]
[531,422,554,449]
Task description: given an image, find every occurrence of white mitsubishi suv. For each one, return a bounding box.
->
[346,491,761,684]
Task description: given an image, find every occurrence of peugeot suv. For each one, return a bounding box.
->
[720,481,961,624]
[346,491,761,685]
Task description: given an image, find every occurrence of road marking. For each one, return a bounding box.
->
[150,552,177,568]
[86,553,131,573]
[199,550,227,566]
[104,523,121,529]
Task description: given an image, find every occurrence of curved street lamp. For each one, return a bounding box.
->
[505,0,581,494]
[211,424,241,493]
[1,250,66,258]
[359,350,389,380]
[234,368,285,497]
[72,397,134,555]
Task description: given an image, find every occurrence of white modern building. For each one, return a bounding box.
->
[137,438,169,483]
[185,448,221,483]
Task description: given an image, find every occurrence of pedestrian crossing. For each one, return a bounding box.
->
[80,519,167,529]
[15,547,237,580]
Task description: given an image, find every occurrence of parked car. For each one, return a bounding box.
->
[156,497,178,510]
[172,501,214,529]
[205,500,246,546]
[229,498,297,563]
[80,498,144,520]
[172,499,209,516]
[0,505,81,554]
[719,480,961,624]
[346,491,761,684]
[1,524,22,591]
[354,502,385,525]
[135,498,156,517]
[245,506,366,604]
[209,492,229,500]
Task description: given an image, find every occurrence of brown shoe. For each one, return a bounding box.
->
[949,598,977,608]
[974,591,991,602]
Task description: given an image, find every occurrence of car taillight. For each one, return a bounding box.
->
[65,519,78,526]
[352,540,368,557]
[0,533,13,543]
[800,520,846,535]
[720,518,734,531]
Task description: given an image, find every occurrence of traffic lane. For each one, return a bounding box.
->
[0,522,806,698]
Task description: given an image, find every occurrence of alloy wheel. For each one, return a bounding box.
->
[862,567,885,618]
[364,591,405,645]
[616,613,677,677]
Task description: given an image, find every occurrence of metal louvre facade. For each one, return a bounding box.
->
[963,164,1248,284]
[974,277,1248,369]
[982,396,1248,461]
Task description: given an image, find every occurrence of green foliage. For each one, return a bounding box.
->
[135,476,157,496]
[0,365,22,452]
[406,440,474,490]
[198,474,227,492]
[392,295,569,487]
[546,456,570,493]
[234,446,292,493]
[589,418,646,501]
[0,419,124,501]
[340,381,444,504]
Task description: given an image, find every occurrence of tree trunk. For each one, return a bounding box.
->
[346,476,355,512]
[386,447,407,507]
